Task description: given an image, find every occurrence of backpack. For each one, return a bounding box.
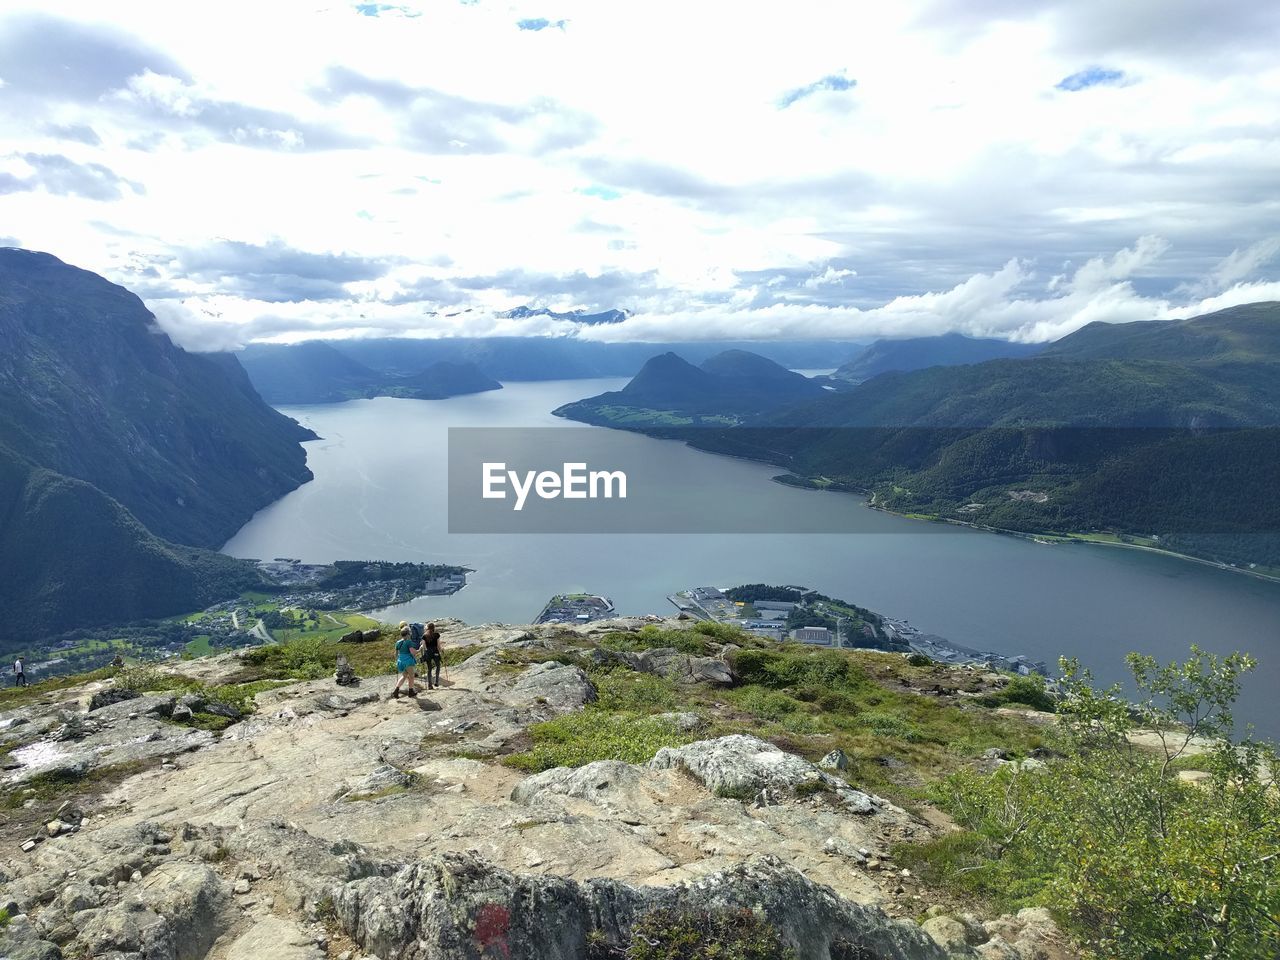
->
[409,622,425,644]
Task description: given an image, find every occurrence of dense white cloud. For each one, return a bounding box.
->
[0,0,1277,349]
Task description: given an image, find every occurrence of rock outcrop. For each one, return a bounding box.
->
[0,618,1071,960]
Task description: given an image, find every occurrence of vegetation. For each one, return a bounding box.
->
[621,908,797,960]
[901,647,1279,960]
[501,711,695,772]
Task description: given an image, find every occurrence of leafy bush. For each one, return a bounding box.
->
[599,626,710,655]
[625,907,796,960]
[980,674,1056,712]
[727,686,804,722]
[691,620,749,644]
[856,711,923,741]
[906,653,933,667]
[502,711,693,773]
[730,647,866,693]
[594,671,677,712]
[113,666,196,694]
[914,647,1279,959]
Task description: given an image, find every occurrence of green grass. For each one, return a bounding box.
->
[502,711,695,773]
[183,635,214,657]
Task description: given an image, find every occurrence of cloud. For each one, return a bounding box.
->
[1056,66,1128,91]
[113,71,356,151]
[576,236,1280,344]
[43,123,102,145]
[171,240,394,302]
[0,13,187,101]
[313,66,597,154]
[779,73,856,108]
[517,18,567,31]
[0,153,142,201]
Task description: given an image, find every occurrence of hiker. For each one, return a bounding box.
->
[391,622,421,699]
[421,622,443,690]
[111,653,124,669]
[13,655,27,687]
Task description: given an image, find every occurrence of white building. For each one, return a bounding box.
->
[791,626,831,644]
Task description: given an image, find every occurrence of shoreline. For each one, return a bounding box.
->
[857,499,1280,585]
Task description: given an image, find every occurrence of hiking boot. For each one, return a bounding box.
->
[391,689,401,699]
[407,688,418,698]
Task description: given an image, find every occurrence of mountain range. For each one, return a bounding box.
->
[238,337,867,403]
[555,350,829,426]
[832,332,1043,383]
[0,249,314,638]
[557,303,1280,568]
[237,341,501,405]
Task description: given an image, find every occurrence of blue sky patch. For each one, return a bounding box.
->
[578,185,622,201]
[354,3,421,17]
[779,73,856,108]
[1056,66,1127,91]
[517,17,568,31]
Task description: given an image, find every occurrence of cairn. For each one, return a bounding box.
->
[334,654,358,686]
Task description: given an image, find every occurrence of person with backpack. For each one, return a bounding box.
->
[420,622,443,690]
[391,622,421,699]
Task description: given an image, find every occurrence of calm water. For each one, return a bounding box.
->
[224,379,1280,737]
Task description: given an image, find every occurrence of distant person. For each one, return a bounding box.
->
[13,655,27,687]
[391,623,421,699]
[112,653,125,669]
[421,622,443,690]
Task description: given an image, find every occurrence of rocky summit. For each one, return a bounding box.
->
[0,619,1073,960]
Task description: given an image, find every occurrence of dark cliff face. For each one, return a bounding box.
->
[0,248,315,548]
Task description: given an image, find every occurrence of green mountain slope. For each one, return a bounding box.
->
[558,305,1280,567]
[555,349,827,426]
[0,248,316,547]
[0,444,262,640]
[832,332,1042,383]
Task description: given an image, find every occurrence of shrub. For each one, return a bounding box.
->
[856,711,923,741]
[599,626,710,655]
[727,686,804,722]
[594,672,677,712]
[502,711,694,773]
[916,647,1279,959]
[626,907,796,960]
[980,674,1056,713]
[906,653,933,668]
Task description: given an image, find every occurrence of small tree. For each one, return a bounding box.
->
[924,646,1278,959]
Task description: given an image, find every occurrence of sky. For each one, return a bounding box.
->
[1,0,1279,350]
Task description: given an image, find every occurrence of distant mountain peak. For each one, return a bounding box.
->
[498,305,632,325]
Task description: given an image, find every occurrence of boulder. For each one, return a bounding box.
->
[343,764,414,800]
[509,662,597,712]
[87,688,140,711]
[650,735,886,813]
[510,760,642,804]
[818,749,849,772]
[921,916,975,955]
[633,648,734,686]
[333,852,948,960]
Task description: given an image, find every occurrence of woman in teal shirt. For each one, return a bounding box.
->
[391,622,420,699]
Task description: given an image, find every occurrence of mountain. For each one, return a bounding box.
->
[0,249,315,546]
[252,337,866,389]
[0,444,262,637]
[554,349,828,426]
[499,305,632,325]
[832,333,1043,384]
[0,249,316,638]
[238,341,383,404]
[1040,301,1280,363]
[395,360,502,400]
[237,345,501,404]
[558,305,1280,567]
[0,620,1073,960]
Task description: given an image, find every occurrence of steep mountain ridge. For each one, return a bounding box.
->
[0,249,314,637]
[833,332,1043,383]
[0,248,315,547]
